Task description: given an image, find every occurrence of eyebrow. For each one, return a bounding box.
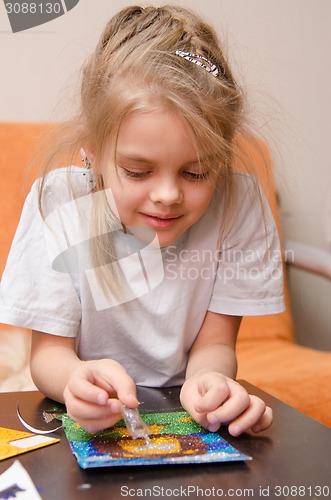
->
[117,153,155,165]
[117,152,208,167]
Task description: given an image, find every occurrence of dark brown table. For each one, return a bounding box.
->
[0,382,330,499]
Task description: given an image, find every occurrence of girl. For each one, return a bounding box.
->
[0,5,284,436]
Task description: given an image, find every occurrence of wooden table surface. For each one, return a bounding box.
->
[0,382,330,499]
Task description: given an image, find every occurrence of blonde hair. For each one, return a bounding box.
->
[38,5,258,299]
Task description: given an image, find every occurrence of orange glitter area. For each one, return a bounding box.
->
[109,423,166,438]
[119,436,181,457]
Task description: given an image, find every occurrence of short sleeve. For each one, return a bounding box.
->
[0,174,83,336]
[208,174,285,316]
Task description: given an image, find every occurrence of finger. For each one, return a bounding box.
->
[64,391,119,419]
[89,360,138,408]
[75,400,125,433]
[180,383,212,429]
[66,359,138,407]
[65,377,110,406]
[227,396,272,436]
[108,371,138,408]
[194,378,231,414]
[251,406,273,433]
[205,383,250,427]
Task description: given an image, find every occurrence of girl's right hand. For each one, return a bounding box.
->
[63,358,138,433]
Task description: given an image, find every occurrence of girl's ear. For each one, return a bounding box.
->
[79,147,93,171]
[88,145,95,159]
[84,144,95,161]
[80,144,95,164]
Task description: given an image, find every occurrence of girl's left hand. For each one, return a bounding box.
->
[180,371,273,436]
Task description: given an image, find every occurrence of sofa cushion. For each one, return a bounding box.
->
[234,135,295,343]
[237,338,331,427]
[0,122,44,274]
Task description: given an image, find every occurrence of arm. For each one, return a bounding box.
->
[185,310,240,380]
[180,311,272,436]
[30,330,138,432]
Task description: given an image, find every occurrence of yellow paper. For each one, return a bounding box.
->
[0,427,59,461]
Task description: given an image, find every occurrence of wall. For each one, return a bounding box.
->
[1,0,330,348]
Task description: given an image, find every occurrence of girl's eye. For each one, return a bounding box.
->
[120,168,150,179]
[184,171,209,181]
[119,167,209,181]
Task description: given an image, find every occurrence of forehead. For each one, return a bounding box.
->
[114,107,200,162]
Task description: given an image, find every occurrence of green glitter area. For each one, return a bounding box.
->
[62,411,204,443]
[143,411,202,434]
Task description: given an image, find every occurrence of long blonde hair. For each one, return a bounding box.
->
[38,5,256,299]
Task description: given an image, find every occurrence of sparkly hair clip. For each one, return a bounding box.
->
[80,148,91,169]
[175,50,219,77]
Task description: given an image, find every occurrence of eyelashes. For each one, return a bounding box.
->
[120,167,210,181]
[184,171,209,181]
[120,168,148,178]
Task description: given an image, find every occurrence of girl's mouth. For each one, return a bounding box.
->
[140,213,182,229]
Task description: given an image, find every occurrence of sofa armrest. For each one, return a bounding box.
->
[284,240,331,280]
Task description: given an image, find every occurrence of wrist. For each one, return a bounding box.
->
[186,366,218,379]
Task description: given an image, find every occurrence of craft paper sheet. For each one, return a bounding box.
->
[63,410,251,468]
[0,427,59,462]
[0,460,42,500]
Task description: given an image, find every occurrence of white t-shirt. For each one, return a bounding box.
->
[0,167,284,386]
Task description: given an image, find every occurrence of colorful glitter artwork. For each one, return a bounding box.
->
[62,411,251,468]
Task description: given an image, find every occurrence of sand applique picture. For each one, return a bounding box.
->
[63,410,251,468]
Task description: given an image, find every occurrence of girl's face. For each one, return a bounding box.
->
[101,106,217,247]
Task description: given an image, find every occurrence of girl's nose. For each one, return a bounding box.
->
[149,177,183,206]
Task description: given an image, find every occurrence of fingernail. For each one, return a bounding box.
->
[207,414,218,425]
[97,393,107,405]
[230,425,242,436]
[207,422,221,433]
